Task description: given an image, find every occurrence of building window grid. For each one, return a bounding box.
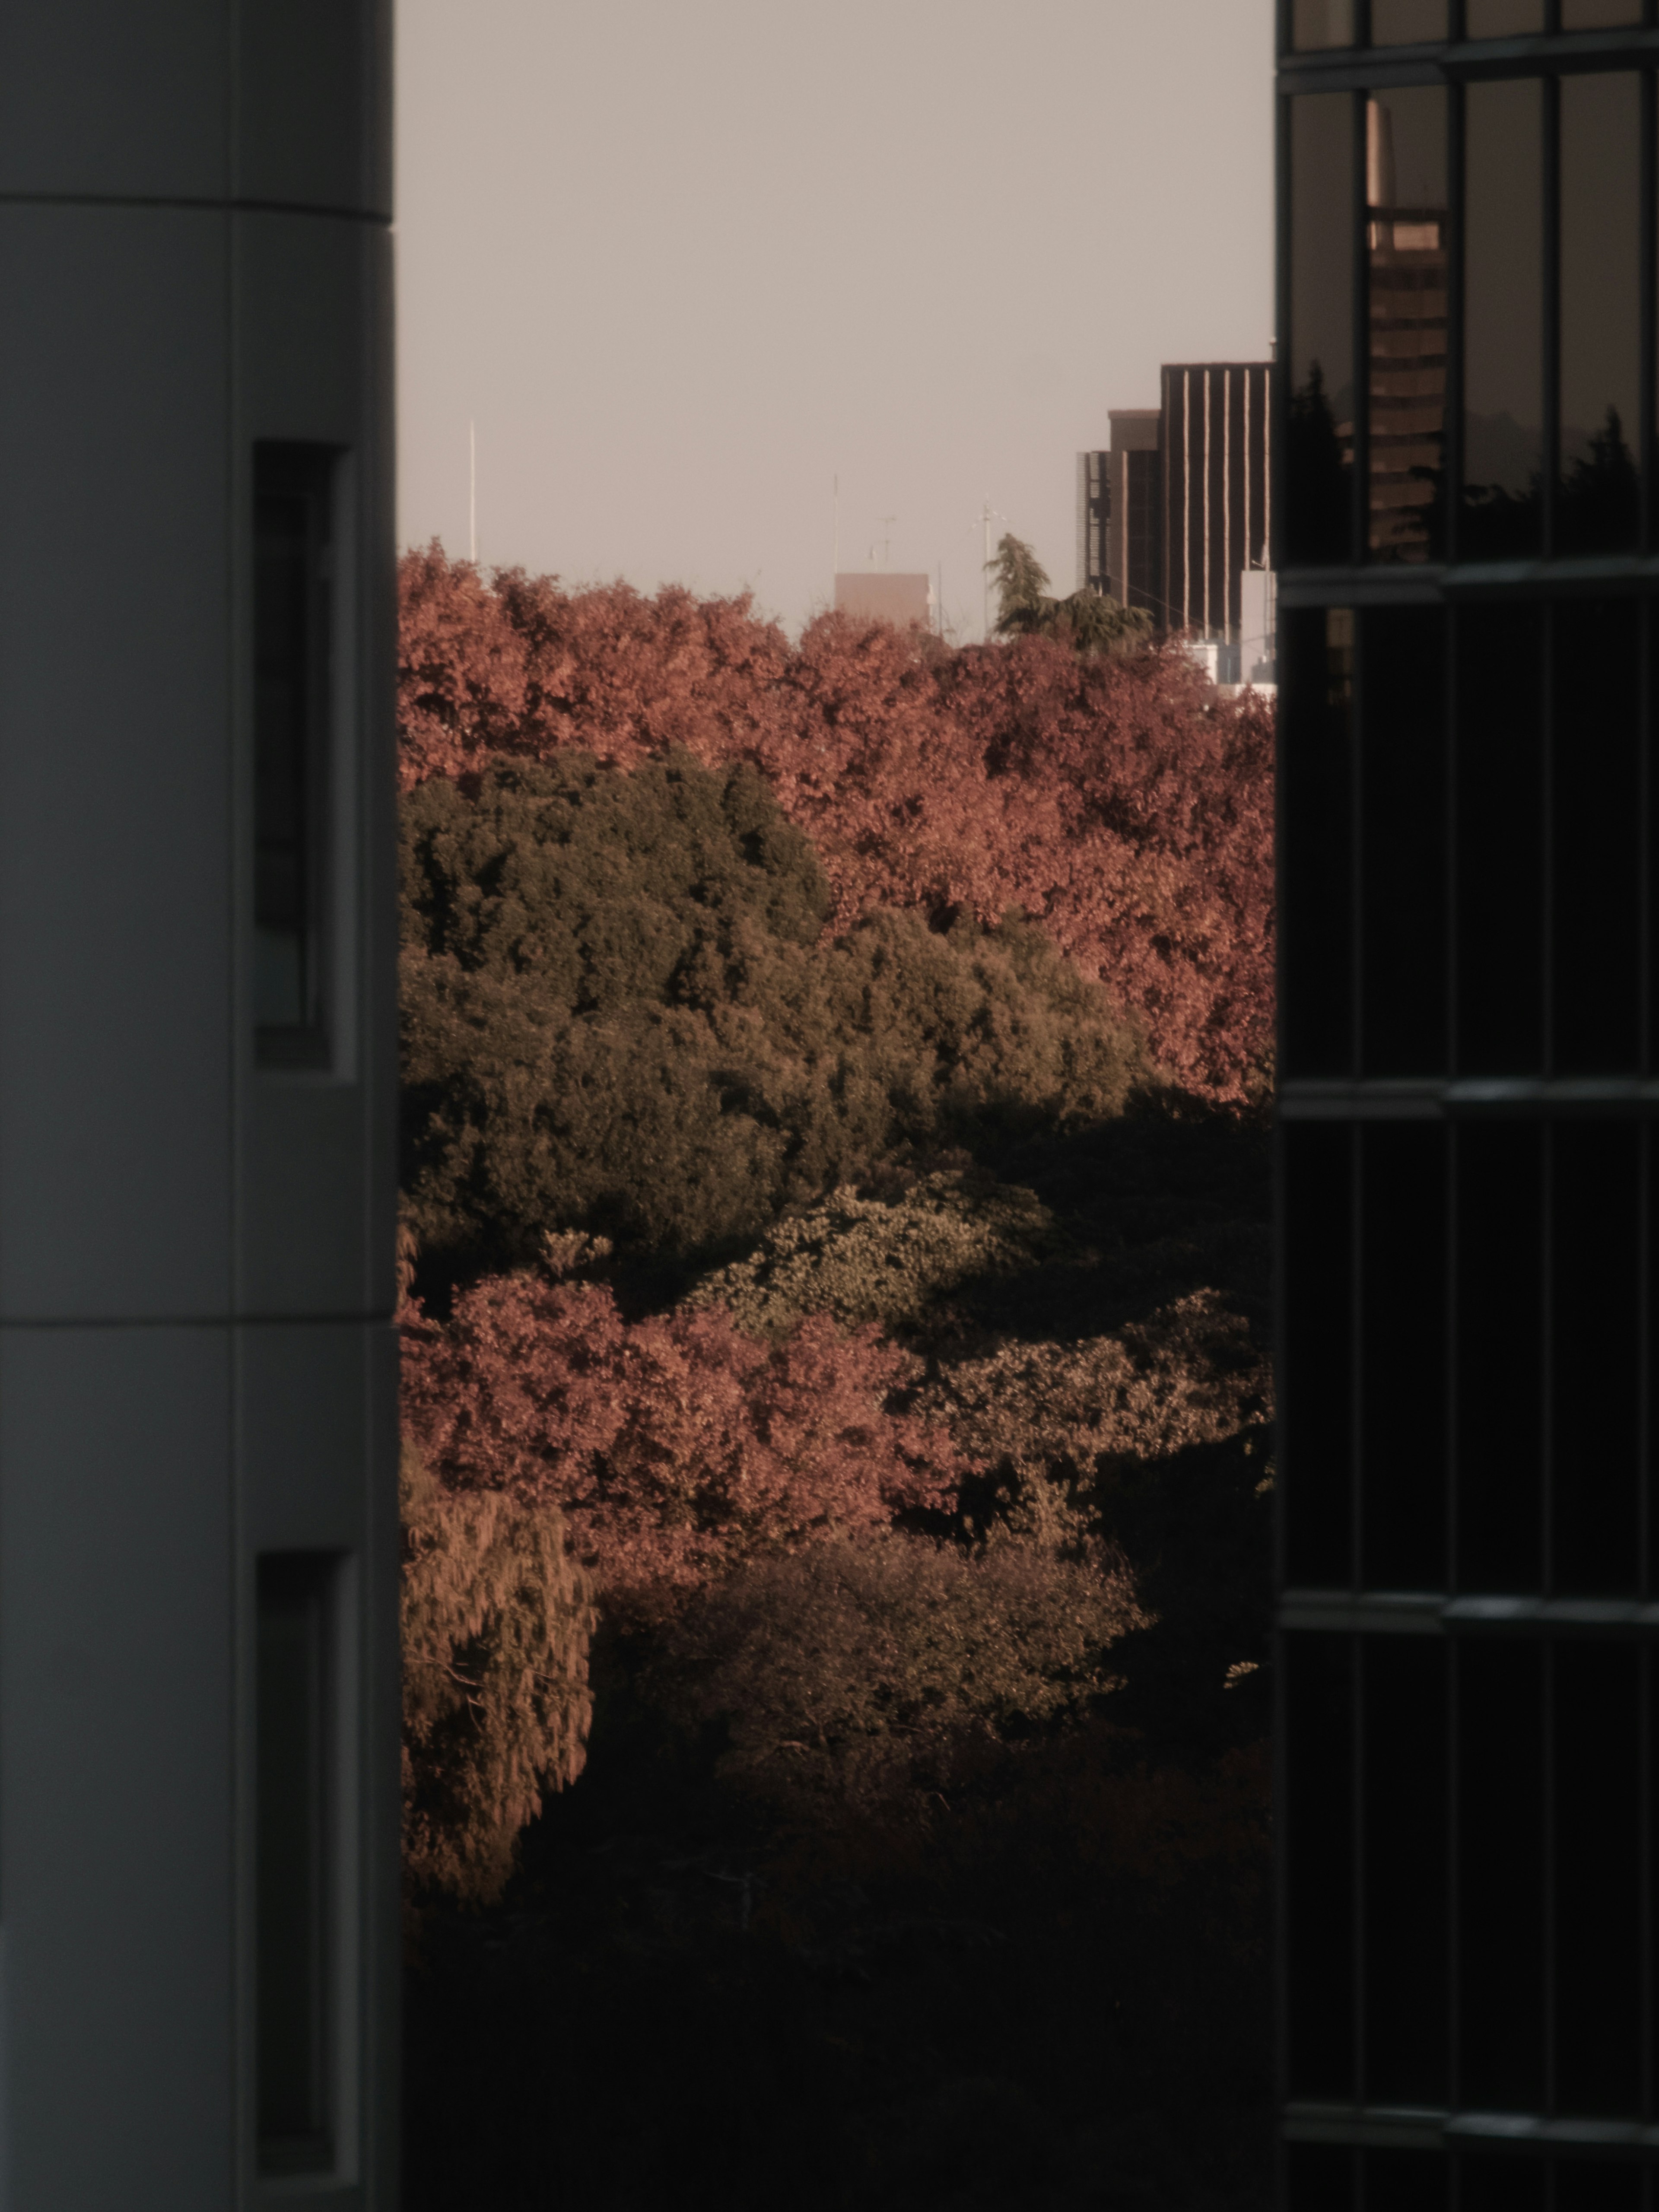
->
[1280,29,1659,2200]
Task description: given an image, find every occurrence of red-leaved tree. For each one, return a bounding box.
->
[399,1267,964,1625]
[397,548,1273,1100]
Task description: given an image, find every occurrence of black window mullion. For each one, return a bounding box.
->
[1642,69,1656,555]
[1543,1641,1557,2118]
[1544,71,1562,556]
[1353,1127,1367,1594]
[1543,607,1557,1083]
[1447,77,1467,563]
[1543,1122,1557,1595]
[1642,1643,1653,2124]
[1356,87,1373,565]
[1643,1124,1654,1609]
[1354,1631,1369,2110]
[1448,1637,1464,2115]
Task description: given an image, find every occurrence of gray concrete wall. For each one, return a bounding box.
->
[0,6,399,2205]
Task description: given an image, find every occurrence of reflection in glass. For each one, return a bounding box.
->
[1462,79,1543,558]
[1561,0,1642,26]
[1371,0,1446,40]
[1465,0,1544,35]
[1290,94,1355,564]
[1292,0,1356,47]
[1558,74,1640,555]
[1366,89,1446,561]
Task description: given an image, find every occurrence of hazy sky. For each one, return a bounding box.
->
[395,0,1276,640]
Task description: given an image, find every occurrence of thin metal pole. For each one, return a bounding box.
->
[468,418,477,566]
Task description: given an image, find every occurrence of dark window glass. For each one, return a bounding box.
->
[1287,2144,1356,2210]
[254,443,334,1065]
[1552,601,1640,1073]
[1371,0,1447,38]
[1360,604,1447,1071]
[1362,1639,1449,2103]
[1465,0,1545,27]
[1285,1122,1357,1589]
[1551,1121,1641,1596]
[1367,89,1449,563]
[1552,1642,1642,2115]
[1553,2167,1646,2212]
[1459,2159,1545,2212]
[1362,2148,1448,2210]
[1453,604,1544,1074]
[1463,80,1545,559]
[1360,1122,1448,1591]
[1561,0,1643,25]
[1282,607,1357,1076]
[1290,95,1357,564]
[1455,1122,1545,1594]
[1292,0,1357,47]
[257,1552,336,2176]
[1558,75,1641,556]
[1285,1634,1357,2099]
[1456,1638,1545,2110]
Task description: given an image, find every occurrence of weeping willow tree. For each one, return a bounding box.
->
[986,532,1153,655]
[401,1440,596,1906]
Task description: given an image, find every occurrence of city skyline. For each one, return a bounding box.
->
[394,0,1276,639]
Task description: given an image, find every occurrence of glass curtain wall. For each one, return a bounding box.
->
[1277,4,1659,2207]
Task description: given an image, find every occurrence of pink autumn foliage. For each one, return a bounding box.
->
[398,1269,964,1624]
[398,547,1274,1100]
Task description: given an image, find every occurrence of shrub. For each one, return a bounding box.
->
[400,1440,596,1905]
[650,1529,1149,1831]
[683,1167,1063,1339]
[400,751,1151,1275]
[399,1268,965,1625]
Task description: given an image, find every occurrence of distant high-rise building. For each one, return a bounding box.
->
[1077,365,1273,666]
[1365,96,1448,561]
[834,572,934,629]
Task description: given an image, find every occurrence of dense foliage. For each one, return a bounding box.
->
[401,750,1151,1278]
[397,555,1275,2210]
[398,547,1272,1099]
[401,1262,964,1626]
[400,1439,594,1906]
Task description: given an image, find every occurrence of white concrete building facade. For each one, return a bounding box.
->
[0,7,400,2206]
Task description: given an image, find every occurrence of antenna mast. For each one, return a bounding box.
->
[469,419,477,565]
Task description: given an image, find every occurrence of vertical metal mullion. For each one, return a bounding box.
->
[1543,71,1561,559]
[1354,1632,1368,2117]
[1543,1122,1556,1599]
[1353,610,1366,1085]
[1643,1120,1653,1612]
[1448,1636,1464,2122]
[1355,87,1371,568]
[1641,1642,1653,2129]
[1542,1639,1557,2122]
[1447,76,1467,568]
[1640,70,1655,559]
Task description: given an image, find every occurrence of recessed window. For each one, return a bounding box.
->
[257,1552,339,2177]
[254,444,336,1068]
